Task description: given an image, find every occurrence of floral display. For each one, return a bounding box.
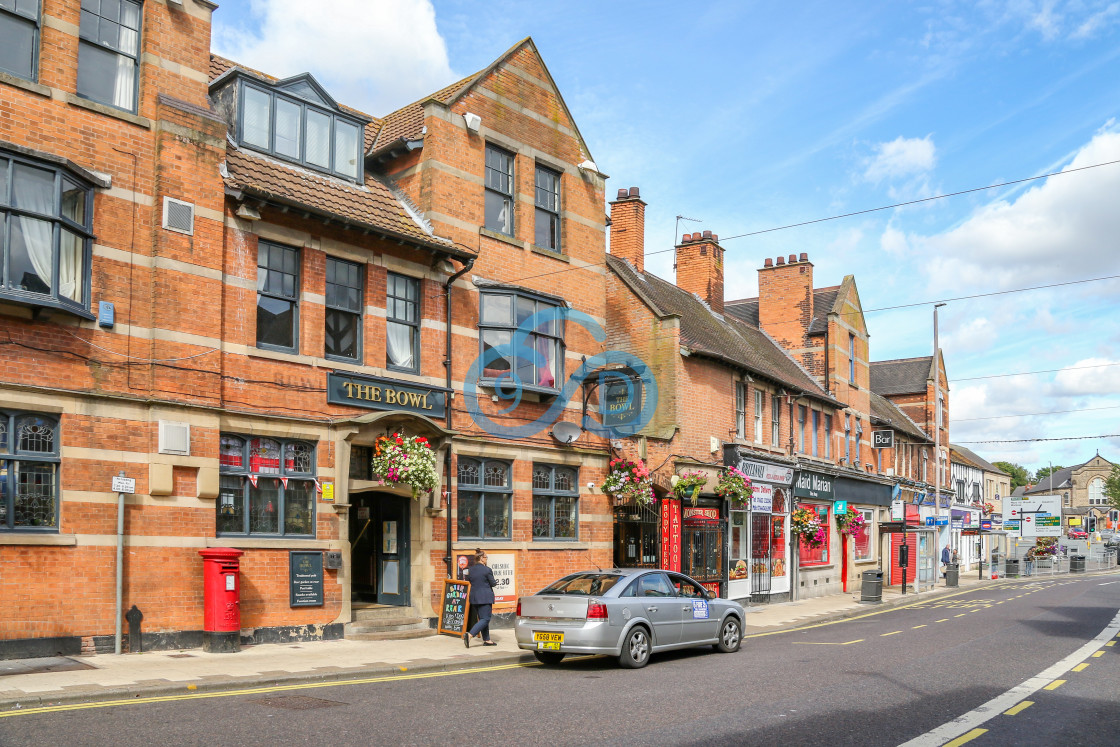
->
[835,507,867,537]
[791,507,826,548]
[601,458,655,505]
[714,467,753,507]
[673,470,709,504]
[1033,538,1059,556]
[370,433,438,499]
[982,502,995,516]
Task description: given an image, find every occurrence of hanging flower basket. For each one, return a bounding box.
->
[714,467,753,508]
[601,458,655,506]
[982,502,994,516]
[791,507,826,548]
[835,506,867,537]
[673,470,709,505]
[370,433,438,499]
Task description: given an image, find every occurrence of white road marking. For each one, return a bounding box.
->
[1099,581,1118,586]
[899,610,1120,747]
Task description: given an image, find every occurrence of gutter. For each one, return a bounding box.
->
[443,256,476,578]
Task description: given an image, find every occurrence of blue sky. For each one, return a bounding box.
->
[213,0,1120,477]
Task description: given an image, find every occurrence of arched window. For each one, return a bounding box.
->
[1088,478,1105,506]
[1,410,60,531]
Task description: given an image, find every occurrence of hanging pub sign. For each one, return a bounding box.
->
[872,430,894,449]
[327,372,448,419]
[793,470,834,501]
[600,367,643,428]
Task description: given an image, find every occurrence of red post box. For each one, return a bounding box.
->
[199,548,244,653]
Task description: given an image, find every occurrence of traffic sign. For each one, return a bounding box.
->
[111,475,136,494]
[1006,494,1061,537]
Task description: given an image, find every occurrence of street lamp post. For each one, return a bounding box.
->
[933,302,946,588]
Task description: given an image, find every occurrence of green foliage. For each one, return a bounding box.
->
[1104,464,1120,512]
[993,461,1031,490]
[1034,465,1064,482]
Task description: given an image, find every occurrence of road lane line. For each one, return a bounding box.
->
[1003,701,1033,716]
[955,614,967,618]
[792,639,864,645]
[936,618,950,622]
[1072,663,1089,672]
[900,610,1120,747]
[881,631,902,637]
[1107,641,1115,647]
[1092,651,1104,657]
[913,625,927,629]
[944,728,987,746]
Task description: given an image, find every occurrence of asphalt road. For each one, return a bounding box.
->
[3,573,1119,747]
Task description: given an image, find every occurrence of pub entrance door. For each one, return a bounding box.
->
[349,492,411,606]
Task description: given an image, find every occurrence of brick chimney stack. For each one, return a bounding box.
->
[609,187,646,273]
[676,231,724,314]
[758,252,814,353]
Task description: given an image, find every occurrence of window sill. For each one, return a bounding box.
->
[0,532,76,546]
[530,245,569,262]
[799,562,835,570]
[66,93,152,129]
[0,292,95,321]
[208,537,332,550]
[480,227,525,249]
[478,380,559,400]
[0,70,51,98]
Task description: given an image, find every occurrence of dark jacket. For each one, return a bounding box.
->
[465,562,497,605]
[941,547,951,564]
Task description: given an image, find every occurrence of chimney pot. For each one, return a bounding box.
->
[684,233,693,242]
[616,188,628,200]
[702,230,712,239]
[764,258,773,268]
[776,256,785,265]
[799,252,808,262]
[712,234,718,242]
[788,254,797,264]
[628,186,640,198]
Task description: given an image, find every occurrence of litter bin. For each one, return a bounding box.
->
[199,548,244,653]
[1005,558,1020,578]
[1070,555,1086,573]
[945,563,959,587]
[861,570,883,603]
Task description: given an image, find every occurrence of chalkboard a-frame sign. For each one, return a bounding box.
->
[438,578,471,637]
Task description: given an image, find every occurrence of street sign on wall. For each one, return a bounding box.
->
[1006,494,1062,537]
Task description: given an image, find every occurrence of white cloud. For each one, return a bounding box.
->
[863,135,936,183]
[1071,2,1120,38]
[213,0,456,115]
[1050,357,1120,396]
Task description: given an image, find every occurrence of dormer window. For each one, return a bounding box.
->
[231,74,366,183]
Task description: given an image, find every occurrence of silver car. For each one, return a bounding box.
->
[515,569,745,668]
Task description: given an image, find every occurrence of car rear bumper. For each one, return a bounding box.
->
[514,617,621,654]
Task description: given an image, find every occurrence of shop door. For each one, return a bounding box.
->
[614,503,660,569]
[374,495,410,606]
[350,495,377,602]
[917,533,935,588]
[682,521,725,594]
[750,513,772,596]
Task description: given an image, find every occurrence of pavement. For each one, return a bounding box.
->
[0,569,1099,712]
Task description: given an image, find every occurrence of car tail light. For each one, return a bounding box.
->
[516,600,521,616]
[587,601,608,620]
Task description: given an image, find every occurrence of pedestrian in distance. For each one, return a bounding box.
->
[941,545,951,578]
[463,548,498,648]
[1024,547,1035,577]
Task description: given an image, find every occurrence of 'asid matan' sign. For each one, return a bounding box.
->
[793,471,834,501]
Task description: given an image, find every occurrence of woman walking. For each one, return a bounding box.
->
[464,549,498,647]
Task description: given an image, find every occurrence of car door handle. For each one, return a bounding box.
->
[682,605,693,611]
[646,606,658,613]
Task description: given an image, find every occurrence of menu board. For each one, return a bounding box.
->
[289,551,323,607]
[438,579,471,637]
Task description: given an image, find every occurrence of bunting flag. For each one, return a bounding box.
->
[314,478,323,494]
[280,477,288,489]
[248,474,258,488]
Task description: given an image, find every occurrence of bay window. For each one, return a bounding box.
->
[479,289,564,393]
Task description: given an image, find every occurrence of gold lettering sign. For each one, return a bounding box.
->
[330,374,443,417]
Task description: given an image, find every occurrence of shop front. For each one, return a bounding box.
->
[834,475,893,592]
[724,448,795,604]
[792,469,837,599]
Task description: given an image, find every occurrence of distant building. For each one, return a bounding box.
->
[1024,455,1116,533]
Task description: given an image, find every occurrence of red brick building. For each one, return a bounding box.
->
[1,1,609,656]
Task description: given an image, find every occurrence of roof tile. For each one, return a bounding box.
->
[870,357,933,396]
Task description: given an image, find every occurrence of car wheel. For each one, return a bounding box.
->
[619,626,651,669]
[533,651,565,666]
[714,616,741,653]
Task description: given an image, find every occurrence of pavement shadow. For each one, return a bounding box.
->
[1019,603,1118,640]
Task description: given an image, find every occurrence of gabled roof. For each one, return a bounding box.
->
[606,255,839,406]
[369,37,596,162]
[869,391,931,443]
[949,444,1006,475]
[1024,464,1079,494]
[870,356,935,396]
[724,286,841,335]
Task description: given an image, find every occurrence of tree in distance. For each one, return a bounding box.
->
[994,461,1031,490]
[1104,464,1120,513]
[1034,465,1064,482]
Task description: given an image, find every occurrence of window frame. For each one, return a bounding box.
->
[754,389,764,444]
[76,0,143,114]
[0,149,95,316]
[0,410,61,532]
[797,405,807,453]
[385,271,420,373]
[844,414,851,463]
[255,239,301,353]
[0,0,40,82]
[1088,478,1105,506]
[236,80,366,183]
[824,414,832,459]
[456,457,513,540]
[484,143,515,237]
[798,502,830,566]
[734,382,746,440]
[324,255,363,363]
[533,163,561,252]
[848,333,856,382]
[478,288,565,395]
[531,463,579,541]
[217,434,317,538]
[855,418,863,466]
[771,395,781,447]
[811,409,820,456]
[853,508,874,561]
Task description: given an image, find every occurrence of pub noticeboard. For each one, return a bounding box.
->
[289,551,324,607]
[438,578,471,637]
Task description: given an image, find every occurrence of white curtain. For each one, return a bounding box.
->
[387,321,413,368]
[113,53,136,111]
[59,230,83,303]
[16,216,52,290]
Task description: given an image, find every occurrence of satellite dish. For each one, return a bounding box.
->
[551,421,582,445]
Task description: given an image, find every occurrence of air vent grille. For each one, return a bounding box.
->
[163,197,195,235]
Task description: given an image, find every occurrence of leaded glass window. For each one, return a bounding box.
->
[532,464,578,540]
[218,433,316,537]
[457,457,510,540]
[0,410,59,531]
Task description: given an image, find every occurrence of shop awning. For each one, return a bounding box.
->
[836,477,893,507]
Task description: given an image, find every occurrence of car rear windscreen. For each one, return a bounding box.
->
[540,573,624,595]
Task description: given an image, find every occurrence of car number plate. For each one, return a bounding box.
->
[536,641,562,650]
[533,631,563,643]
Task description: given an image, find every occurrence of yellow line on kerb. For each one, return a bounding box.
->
[1004,701,1033,716]
[0,659,544,719]
[1044,679,1066,690]
[1072,663,1089,672]
[945,728,988,746]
